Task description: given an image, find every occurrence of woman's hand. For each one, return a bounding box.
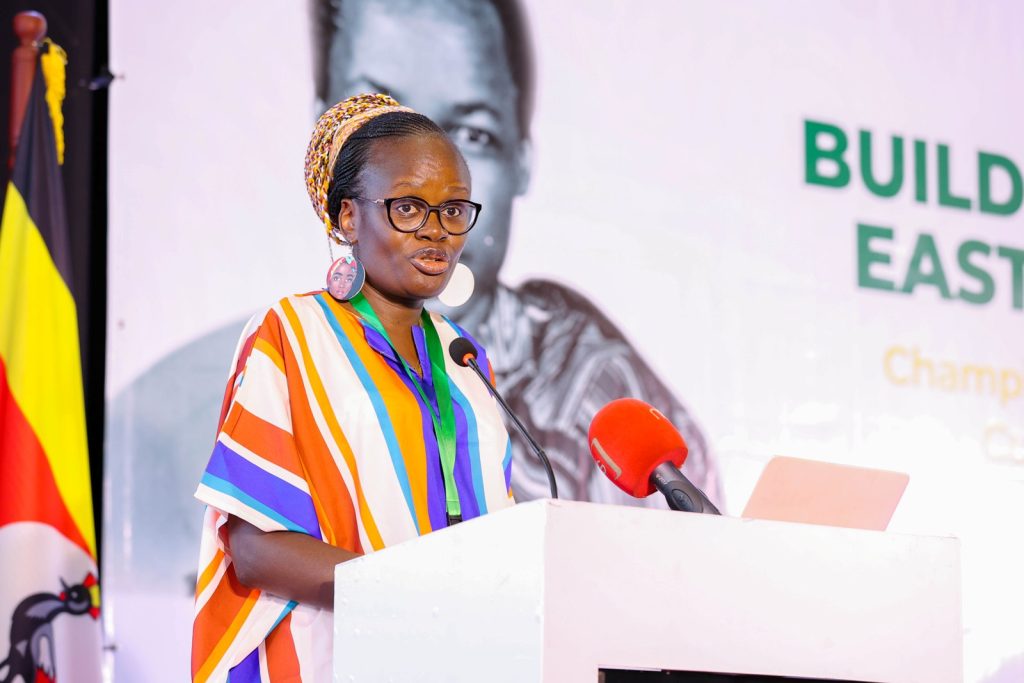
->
[225,515,361,610]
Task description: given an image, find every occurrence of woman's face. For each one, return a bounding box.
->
[327,260,357,300]
[340,134,472,305]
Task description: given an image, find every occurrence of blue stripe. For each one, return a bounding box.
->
[201,472,317,537]
[228,647,260,682]
[449,382,487,516]
[265,601,298,638]
[502,438,513,492]
[205,442,321,537]
[314,295,420,528]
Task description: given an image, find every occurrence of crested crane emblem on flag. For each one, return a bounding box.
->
[0,574,100,683]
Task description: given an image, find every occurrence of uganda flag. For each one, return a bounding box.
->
[0,45,103,683]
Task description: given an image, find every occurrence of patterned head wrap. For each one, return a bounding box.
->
[304,93,414,240]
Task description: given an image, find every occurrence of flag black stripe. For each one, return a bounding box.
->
[10,66,75,296]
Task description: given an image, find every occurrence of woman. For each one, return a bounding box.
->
[190,94,514,682]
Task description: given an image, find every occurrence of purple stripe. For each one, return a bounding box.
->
[391,364,448,531]
[411,324,460,528]
[206,441,321,538]
[412,326,430,381]
[362,324,396,360]
[358,315,485,529]
[451,396,481,520]
[228,648,260,682]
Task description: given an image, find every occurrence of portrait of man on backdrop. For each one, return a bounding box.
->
[105,0,718,597]
[313,0,719,503]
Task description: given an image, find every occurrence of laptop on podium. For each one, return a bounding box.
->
[741,456,909,531]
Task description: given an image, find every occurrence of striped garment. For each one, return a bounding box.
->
[191,291,514,682]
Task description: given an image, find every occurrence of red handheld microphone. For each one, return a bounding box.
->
[589,398,719,514]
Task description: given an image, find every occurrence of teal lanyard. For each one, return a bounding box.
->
[349,293,461,522]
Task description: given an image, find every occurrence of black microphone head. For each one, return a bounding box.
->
[448,337,478,367]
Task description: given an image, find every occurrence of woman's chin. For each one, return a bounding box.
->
[414,272,455,302]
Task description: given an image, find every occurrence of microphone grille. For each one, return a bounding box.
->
[448,337,478,367]
[588,398,688,498]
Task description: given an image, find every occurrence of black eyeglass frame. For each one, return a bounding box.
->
[353,196,483,235]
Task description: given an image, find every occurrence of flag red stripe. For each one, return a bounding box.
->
[0,358,91,557]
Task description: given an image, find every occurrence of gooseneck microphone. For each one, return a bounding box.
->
[448,337,558,500]
[588,398,720,514]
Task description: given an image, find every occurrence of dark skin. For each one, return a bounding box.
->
[226,132,472,610]
[339,134,471,372]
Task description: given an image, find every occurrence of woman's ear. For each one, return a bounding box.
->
[338,198,358,244]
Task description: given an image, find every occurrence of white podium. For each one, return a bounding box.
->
[334,500,961,682]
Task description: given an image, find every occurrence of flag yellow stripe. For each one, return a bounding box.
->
[0,183,96,558]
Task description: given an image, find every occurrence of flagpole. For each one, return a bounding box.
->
[8,10,47,170]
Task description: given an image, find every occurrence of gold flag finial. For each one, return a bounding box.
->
[40,38,68,165]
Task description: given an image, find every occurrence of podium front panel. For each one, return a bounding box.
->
[334,500,961,683]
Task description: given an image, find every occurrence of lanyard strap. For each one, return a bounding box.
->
[349,293,461,521]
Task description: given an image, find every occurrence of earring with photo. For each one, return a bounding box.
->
[325,229,365,302]
[325,253,365,302]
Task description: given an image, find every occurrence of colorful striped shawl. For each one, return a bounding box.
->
[191,292,514,682]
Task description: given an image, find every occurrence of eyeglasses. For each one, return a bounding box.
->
[354,196,482,235]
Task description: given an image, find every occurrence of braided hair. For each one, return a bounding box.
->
[327,111,456,226]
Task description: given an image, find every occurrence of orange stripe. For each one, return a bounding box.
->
[192,569,259,682]
[280,298,384,550]
[224,403,305,480]
[332,301,433,534]
[265,612,301,680]
[249,306,340,548]
[254,336,285,375]
[195,549,224,597]
[240,302,360,553]
[275,330,361,554]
